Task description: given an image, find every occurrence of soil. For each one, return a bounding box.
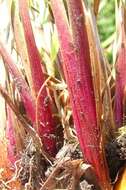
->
[6,130,126,190]
[19,137,46,190]
[17,138,101,190]
[106,132,126,182]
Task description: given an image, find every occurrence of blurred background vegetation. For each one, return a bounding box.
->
[97,0,115,63]
[88,0,115,63]
[97,0,115,43]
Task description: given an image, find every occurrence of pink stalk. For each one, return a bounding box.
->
[0,41,35,123]
[19,0,56,156]
[6,106,17,164]
[51,0,111,189]
[115,8,126,127]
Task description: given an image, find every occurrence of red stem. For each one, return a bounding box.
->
[19,0,56,156]
[115,8,126,127]
[6,106,17,164]
[0,41,35,123]
[51,0,111,188]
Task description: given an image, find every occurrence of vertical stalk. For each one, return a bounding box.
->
[51,0,111,188]
[19,0,56,156]
[6,106,17,164]
[115,6,126,127]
